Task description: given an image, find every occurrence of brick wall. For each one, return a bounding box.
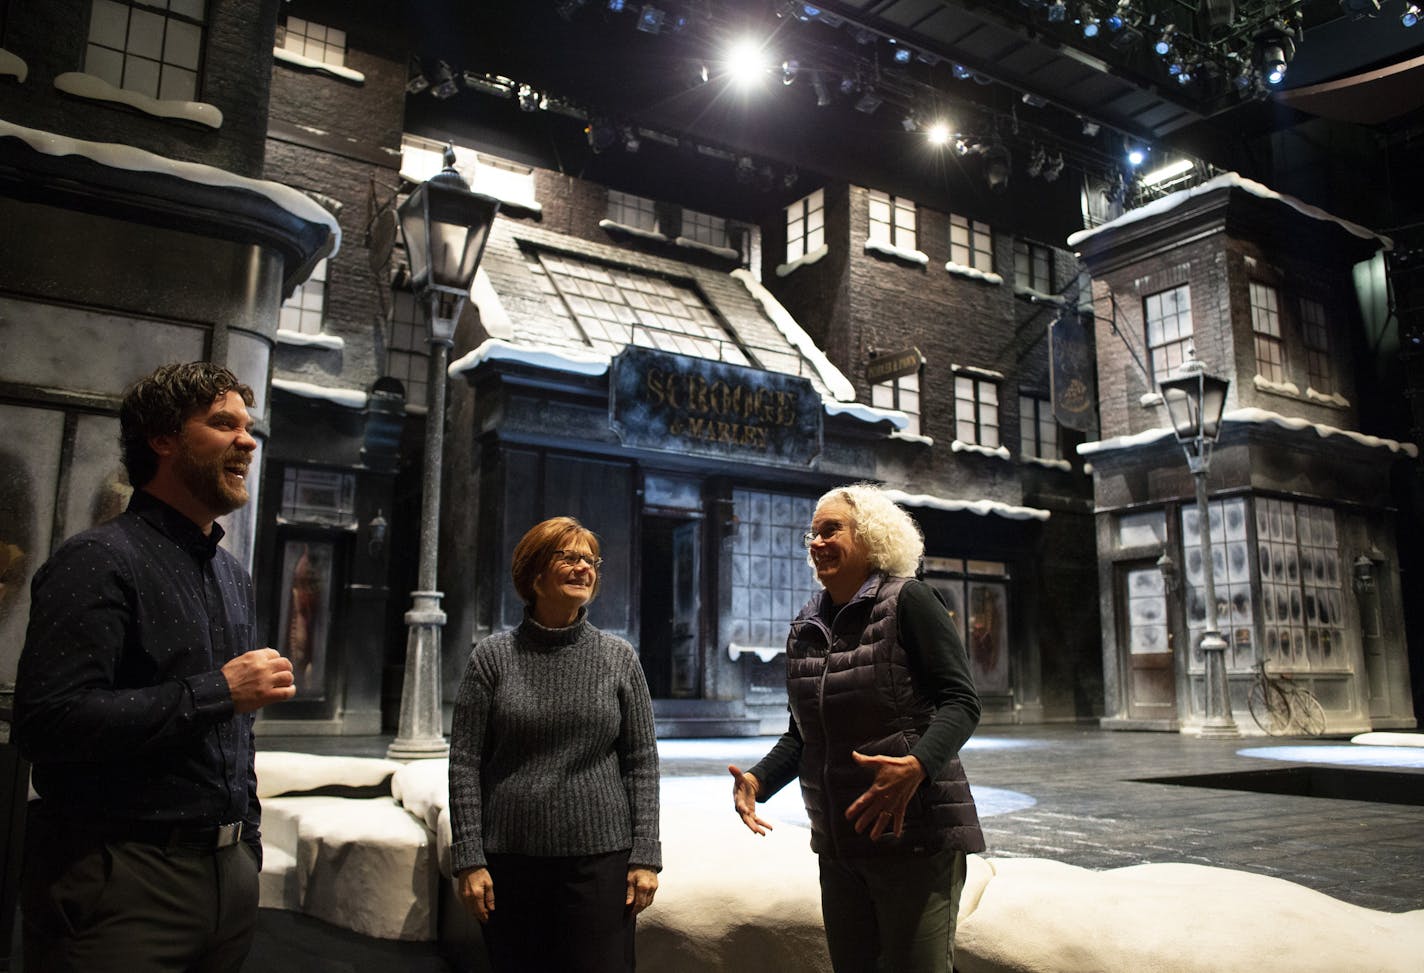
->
[0,0,279,175]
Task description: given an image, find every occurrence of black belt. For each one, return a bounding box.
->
[81,818,245,851]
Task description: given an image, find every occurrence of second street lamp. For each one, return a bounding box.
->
[1159,353,1239,739]
[388,146,500,760]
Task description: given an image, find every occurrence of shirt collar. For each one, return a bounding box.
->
[129,489,225,561]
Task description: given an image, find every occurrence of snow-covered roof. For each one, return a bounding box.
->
[0,117,343,253]
[463,218,856,407]
[1078,408,1418,459]
[1067,172,1391,252]
[884,489,1052,522]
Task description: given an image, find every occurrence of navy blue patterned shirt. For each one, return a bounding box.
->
[15,489,261,851]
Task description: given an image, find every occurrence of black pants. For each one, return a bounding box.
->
[482,850,634,973]
[20,813,260,973]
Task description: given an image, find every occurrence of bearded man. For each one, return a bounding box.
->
[15,361,296,972]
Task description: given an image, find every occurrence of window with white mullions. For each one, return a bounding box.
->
[1300,297,1333,393]
[872,369,921,437]
[949,214,993,272]
[785,188,824,262]
[280,16,346,67]
[86,0,206,102]
[681,208,729,250]
[955,375,999,448]
[1014,239,1053,292]
[867,190,916,250]
[279,258,329,335]
[1018,394,1059,460]
[607,190,658,233]
[1144,284,1193,387]
[1249,281,1286,384]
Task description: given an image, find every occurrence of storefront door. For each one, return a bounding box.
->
[640,516,701,698]
[1119,559,1176,722]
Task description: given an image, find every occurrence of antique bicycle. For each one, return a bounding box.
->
[1247,659,1326,736]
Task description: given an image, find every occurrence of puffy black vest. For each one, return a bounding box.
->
[786,574,986,859]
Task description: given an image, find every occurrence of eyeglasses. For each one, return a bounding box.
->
[802,522,846,548]
[552,550,603,569]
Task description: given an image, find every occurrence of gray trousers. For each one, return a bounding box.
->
[20,813,261,973]
[818,848,968,973]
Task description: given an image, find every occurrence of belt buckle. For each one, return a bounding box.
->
[215,822,243,848]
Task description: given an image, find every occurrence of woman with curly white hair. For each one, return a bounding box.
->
[729,483,984,973]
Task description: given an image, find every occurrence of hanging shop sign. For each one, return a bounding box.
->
[865,347,923,385]
[610,346,823,466]
[1050,313,1098,432]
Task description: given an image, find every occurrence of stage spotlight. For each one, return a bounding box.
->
[1047,0,1067,22]
[891,42,912,64]
[927,122,951,145]
[1080,6,1101,37]
[608,0,625,10]
[1126,146,1146,166]
[517,83,544,111]
[1262,44,1287,84]
[725,38,770,87]
[1403,3,1421,26]
[431,61,459,99]
[1026,144,1046,177]
[1106,1,1129,31]
[1154,26,1176,56]
[586,117,617,153]
[636,5,666,33]
[840,74,858,94]
[984,144,1011,194]
[405,57,430,95]
[1338,0,1380,18]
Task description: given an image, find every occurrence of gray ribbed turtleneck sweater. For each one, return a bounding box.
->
[448,609,662,874]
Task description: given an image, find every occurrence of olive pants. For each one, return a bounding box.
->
[818,848,968,973]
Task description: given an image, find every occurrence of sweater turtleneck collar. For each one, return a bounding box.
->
[518,606,591,649]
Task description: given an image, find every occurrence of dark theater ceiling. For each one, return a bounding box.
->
[388,1,1424,242]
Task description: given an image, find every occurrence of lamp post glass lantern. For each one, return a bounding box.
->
[1159,354,1238,738]
[388,146,500,760]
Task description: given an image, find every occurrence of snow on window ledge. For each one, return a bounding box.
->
[674,236,740,260]
[276,329,344,351]
[951,440,1011,460]
[728,643,784,663]
[944,262,1003,286]
[271,377,366,408]
[0,48,27,83]
[272,47,365,83]
[1306,387,1350,408]
[950,363,1006,381]
[1253,374,1302,398]
[1014,285,1064,305]
[864,238,929,266]
[1140,391,1164,407]
[890,429,934,446]
[53,72,222,129]
[599,219,667,243]
[775,244,829,278]
[1026,455,1072,471]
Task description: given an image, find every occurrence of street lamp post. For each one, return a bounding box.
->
[387,147,500,760]
[1159,353,1238,739]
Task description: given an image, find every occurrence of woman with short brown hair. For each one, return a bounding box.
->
[449,516,661,972]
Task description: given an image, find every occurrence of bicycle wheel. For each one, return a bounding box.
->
[1291,690,1327,737]
[1248,679,1291,735]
